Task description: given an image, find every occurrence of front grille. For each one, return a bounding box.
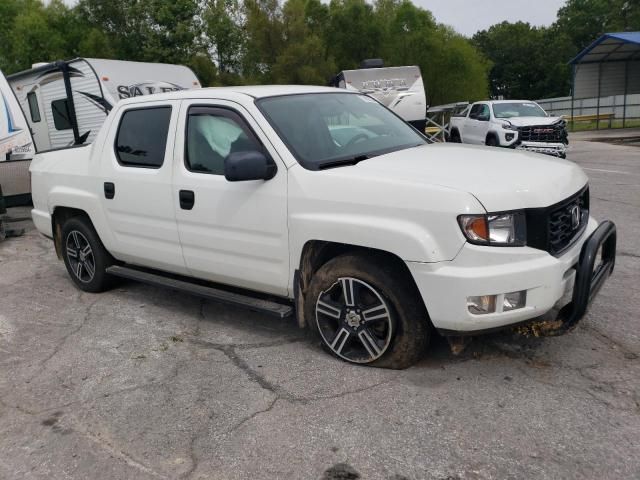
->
[526,187,589,256]
[518,122,567,144]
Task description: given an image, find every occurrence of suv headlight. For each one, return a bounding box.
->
[501,121,518,131]
[458,212,527,246]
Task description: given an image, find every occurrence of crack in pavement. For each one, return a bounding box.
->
[69,417,170,479]
[485,337,639,414]
[26,297,101,383]
[580,323,639,360]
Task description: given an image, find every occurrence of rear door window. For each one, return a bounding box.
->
[115,106,172,168]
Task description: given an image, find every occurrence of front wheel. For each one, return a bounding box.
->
[61,216,115,293]
[305,254,431,369]
[486,135,499,147]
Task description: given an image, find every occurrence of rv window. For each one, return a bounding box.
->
[27,92,41,123]
[51,99,72,130]
[115,106,172,168]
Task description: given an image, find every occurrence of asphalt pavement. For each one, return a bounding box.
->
[0,139,638,479]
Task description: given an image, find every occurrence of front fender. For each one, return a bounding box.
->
[289,212,466,269]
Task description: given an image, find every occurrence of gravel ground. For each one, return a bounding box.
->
[0,140,638,480]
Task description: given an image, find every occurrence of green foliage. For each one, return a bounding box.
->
[0,0,499,105]
[474,0,640,100]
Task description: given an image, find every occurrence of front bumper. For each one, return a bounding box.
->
[516,141,567,157]
[406,217,616,334]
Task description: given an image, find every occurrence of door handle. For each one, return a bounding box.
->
[104,182,115,199]
[179,190,195,210]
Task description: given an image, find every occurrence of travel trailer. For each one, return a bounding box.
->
[331,60,427,131]
[0,68,35,206]
[0,58,200,205]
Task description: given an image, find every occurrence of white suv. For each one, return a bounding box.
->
[449,100,568,158]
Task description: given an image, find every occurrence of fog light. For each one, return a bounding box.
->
[467,295,497,315]
[503,291,526,311]
[505,133,515,141]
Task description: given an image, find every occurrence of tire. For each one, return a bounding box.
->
[449,129,462,143]
[485,135,499,147]
[61,216,115,293]
[305,253,431,369]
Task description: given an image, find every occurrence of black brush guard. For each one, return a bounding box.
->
[551,220,617,335]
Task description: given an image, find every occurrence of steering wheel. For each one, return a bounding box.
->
[345,133,369,147]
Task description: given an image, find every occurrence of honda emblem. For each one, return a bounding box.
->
[570,205,580,229]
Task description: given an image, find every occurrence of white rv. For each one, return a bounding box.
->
[331,60,427,131]
[0,58,200,205]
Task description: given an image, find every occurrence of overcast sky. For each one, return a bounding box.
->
[415,0,567,37]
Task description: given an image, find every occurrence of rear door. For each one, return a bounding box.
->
[99,99,188,274]
[172,99,290,296]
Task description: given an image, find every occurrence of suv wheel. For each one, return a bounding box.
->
[61,217,115,293]
[305,254,430,369]
[486,135,499,147]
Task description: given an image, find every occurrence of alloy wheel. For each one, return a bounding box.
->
[315,277,393,364]
[65,230,96,283]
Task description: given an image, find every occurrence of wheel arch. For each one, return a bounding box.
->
[294,240,427,328]
[51,207,91,260]
[485,131,500,145]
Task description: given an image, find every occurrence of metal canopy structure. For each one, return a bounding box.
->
[569,32,640,128]
[570,32,640,64]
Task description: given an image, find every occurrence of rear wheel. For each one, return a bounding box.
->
[449,129,462,143]
[305,254,430,369]
[61,217,115,293]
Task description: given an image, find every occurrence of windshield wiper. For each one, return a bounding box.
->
[317,154,370,170]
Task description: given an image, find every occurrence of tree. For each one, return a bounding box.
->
[203,0,245,76]
[327,0,383,70]
[272,0,336,84]
[555,0,640,52]
[375,0,488,105]
[473,21,571,100]
[0,0,76,73]
[241,0,284,82]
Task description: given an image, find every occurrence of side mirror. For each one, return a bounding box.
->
[477,114,490,121]
[224,151,276,182]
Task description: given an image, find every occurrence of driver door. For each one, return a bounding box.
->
[172,100,290,296]
[474,104,491,144]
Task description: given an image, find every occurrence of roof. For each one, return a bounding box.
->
[570,32,640,64]
[117,84,344,106]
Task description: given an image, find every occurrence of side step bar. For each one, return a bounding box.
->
[106,265,294,319]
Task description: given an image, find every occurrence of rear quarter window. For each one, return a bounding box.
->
[115,106,172,168]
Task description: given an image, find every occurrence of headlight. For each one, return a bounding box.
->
[458,211,527,246]
[501,121,518,131]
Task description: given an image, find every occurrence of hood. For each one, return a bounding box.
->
[500,116,564,127]
[333,143,587,212]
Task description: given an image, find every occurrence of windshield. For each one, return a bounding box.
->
[492,102,547,119]
[256,93,426,169]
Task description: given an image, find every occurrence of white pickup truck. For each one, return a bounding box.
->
[449,100,569,158]
[30,86,616,368]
